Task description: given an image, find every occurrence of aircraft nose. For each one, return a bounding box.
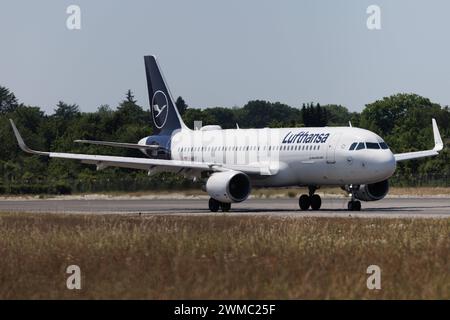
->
[373,151,396,179]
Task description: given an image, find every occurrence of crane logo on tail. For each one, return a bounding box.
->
[151,90,169,129]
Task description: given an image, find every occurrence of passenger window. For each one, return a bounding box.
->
[349,142,357,150]
[366,142,380,149]
[356,142,365,150]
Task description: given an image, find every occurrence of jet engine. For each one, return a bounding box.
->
[206,171,251,203]
[354,179,389,201]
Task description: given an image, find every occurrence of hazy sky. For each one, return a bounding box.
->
[1,0,450,114]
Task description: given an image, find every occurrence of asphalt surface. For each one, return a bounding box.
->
[0,197,449,218]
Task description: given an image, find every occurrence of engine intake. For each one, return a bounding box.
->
[206,171,251,203]
[354,179,389,201]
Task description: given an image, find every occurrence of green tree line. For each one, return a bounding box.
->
[0,86,449,194]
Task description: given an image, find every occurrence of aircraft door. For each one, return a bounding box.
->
[326,132,342,164]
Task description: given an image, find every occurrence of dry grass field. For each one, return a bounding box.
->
[2,187,448,201]
[0,212,448,299]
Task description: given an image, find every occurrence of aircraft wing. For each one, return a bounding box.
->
[74,139,159,150]
[394,119,444,162]
[10,120,269,176]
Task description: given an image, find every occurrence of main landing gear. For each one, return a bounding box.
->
[299,186,321,210]
[347,185,361,211]
[208,198,231,212]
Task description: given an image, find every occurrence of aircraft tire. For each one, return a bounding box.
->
[347,200,361,211]
[220,202,231,212]
[310,194,321,210]
[299,194,311,210]
[209,198,220,212]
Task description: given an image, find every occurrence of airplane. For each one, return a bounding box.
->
[10,55,444,212]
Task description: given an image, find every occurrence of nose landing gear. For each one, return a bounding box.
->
[347,184,361,211]
[299,186,322,210]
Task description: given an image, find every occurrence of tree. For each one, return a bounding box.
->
[323,104,351,126]
[115,90,146,126]
[302,102,327,127]
[360,93,450,177]
[301,104,308,126]
[175,96,188,116]
[53,101,80,120]
[315,103,328,126]
[238,100,301,128]
[125,89,137,104]
[0,86,19,114]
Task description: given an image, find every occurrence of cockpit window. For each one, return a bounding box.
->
[349,142,357,150]
[366,142,380,149]
[379,142,389,149]
[356,142,365,150]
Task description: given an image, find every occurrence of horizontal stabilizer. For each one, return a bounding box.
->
[74,140,159,150]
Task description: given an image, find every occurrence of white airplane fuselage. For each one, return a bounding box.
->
[150,126,396,187]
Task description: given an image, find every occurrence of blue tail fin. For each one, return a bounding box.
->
[144,55,187,135]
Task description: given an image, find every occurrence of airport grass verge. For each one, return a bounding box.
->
[1,186,449,201]
[0,213,448,299]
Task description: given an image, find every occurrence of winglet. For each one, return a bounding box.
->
[432,118,444,151]
[9,119,49,156]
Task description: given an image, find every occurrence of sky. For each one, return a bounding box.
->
[1,0,450,114]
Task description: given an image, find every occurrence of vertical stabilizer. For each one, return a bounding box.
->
[144,55,188,135]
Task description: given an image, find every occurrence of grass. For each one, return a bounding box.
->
[3,186,448,200]
[0,187,449,201]
[0,213,448,299]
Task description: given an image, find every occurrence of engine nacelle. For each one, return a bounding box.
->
[354,179,389,201]
[206,171,251,203]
